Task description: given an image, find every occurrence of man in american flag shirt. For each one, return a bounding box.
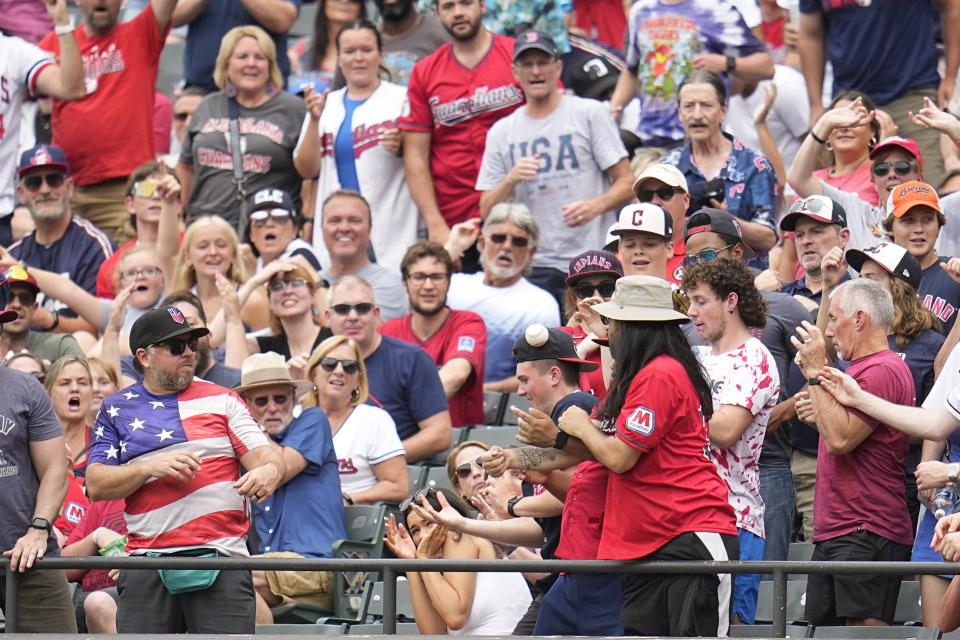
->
[85,306,284,634]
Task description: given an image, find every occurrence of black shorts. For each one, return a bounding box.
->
[620,531,739,637]
[805,529,911,625]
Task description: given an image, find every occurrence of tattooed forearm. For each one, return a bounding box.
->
[515,447,562,470]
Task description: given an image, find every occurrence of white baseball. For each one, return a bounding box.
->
[525,323,549,347]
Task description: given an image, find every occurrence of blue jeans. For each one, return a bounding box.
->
[759,463,796,564]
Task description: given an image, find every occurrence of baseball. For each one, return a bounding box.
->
[525,323,549,347]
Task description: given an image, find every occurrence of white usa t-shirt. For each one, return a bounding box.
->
[696,337,780,538]
[333,403,405,495]
[0,34,54,214]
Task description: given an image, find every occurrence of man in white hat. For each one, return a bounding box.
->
[234,352,347,624]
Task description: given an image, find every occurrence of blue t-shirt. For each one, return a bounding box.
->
[364,336,449,441]
[798,0,940,105]
[5,218,115,318]
[889,329,945,406]
[920,256,960,335]
[182,0,301,91]
[254,408,347,557]
[661,135,778,270]
[334,95,367,192]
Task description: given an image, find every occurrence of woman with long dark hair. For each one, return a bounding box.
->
[555,275,738,637]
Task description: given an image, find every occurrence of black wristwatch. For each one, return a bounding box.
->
[725,55,736,73]
[554,430,570,450]
[807,378,821,386]
[506,496,522,518]
[30,517,51,532]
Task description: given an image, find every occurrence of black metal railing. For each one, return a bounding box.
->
[5,557,960,637]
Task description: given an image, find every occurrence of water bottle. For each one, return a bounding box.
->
[933,487,957,520]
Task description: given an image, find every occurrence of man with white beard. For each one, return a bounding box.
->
[446,202,559,391]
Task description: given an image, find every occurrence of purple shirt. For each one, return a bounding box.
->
[813,349,914,546]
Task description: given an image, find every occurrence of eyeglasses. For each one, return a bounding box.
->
[574,281,617,300]
[153,336,200,356]
[250,208,292,226]
[455,460,484,479]
[407,272,447,285]
[8,291,34,305]
[173,112,191,121]
[249,393,291,408]
[330,302,374,316]
[400,486,436,512]
[871,160,915,178]
[636,187,679,202]
[133,180,159,198]
[120,266,160,280]
[681,244,735,267]
[488,233,529,248]
[319,357,360,374]
[22,173,65,191]
[269,278,309,293]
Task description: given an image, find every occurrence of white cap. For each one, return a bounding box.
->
[611,203,673,239]
[632,163,689,195]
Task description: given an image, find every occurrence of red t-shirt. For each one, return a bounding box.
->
[599,355,736,560]
[55,474,89,540]
[398,33,523,226]
[555,461,608,560]
[666,236,685,286]
[39,6,169,185]
[813,349,914,546]
[379,309,486,427]
[64,498,128,592]
[556,325,605,398]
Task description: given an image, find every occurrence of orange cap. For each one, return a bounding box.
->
[889,180,941,219]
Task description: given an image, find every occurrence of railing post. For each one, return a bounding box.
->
[382,566,397,635]
[4,568,19,633]
[772,568,787,638]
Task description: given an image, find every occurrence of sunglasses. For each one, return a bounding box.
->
[488,233,529,248]
[269,277,309,293]
[871,160,914,178]
[330,302,374,316]
[8,291,34,305]
[319,357,360,374]
[788,195,832,217]
[120,266,160,280]
[154,336,200,356]
[636,187,678,202]
[22,173,65,191]
[574,281,617,300]
[681,244,735,267]
[249,393,291,408]
[133,180,159,198]
[455,460,486,479]
[250,208,292,226]
[400,486,436,512]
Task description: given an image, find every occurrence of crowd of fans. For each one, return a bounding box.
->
[5,0,960,636]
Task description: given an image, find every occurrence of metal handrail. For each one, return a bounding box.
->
[6,557,960,637]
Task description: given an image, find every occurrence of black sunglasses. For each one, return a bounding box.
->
[455,460,485,479]
[488,233,529,248]
[871,160,914,178]
[574,281,617,300]
[330,302,374,316]
[154,336,200,356]
[8,291,35,305]
[400,486,436,512]
[319,357,360,374]
[23,173,65,191]
[250,393,291,408]
[636,187,678,202]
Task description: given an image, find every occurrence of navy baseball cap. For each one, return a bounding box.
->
[513,30,558,61]
[247,188,295,215]
[512,324,599,371]
[18,145,69,176]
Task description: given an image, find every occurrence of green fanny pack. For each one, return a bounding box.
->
[147,549,222,594]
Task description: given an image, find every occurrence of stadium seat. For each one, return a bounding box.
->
[407,465,426,493]
[755,578,808,624]
[500,393,531,425]
[368,577,416,621]
[787,542,815,580]
[348,622,420,635]
[811,625,939,639]
[730,624,811,638]
[483,391,506,425]
[464,425,522,449]
[422,465,453,492]
[256,622,347,634]
[894,580,923,625]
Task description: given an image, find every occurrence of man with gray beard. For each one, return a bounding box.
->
[446,202,559,391]
[4,145,114,336]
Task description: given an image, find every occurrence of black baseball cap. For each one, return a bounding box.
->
[513,30,558,61]
[683,208,756,260]
[129,307,210,354]
[779,195,847,232]
[568,54,620,100]
[512,324,598,371]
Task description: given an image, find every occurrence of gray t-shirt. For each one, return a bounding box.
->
[476,95,628,272]
[180,91,306,231]
[329,264,409,321]
[0,368,62,555]
[380,13,450,87]
[23,330,85,364]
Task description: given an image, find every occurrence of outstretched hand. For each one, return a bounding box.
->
[384,513,417,559]
[817,366,864,408]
